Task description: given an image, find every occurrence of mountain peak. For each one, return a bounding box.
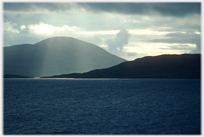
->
[35,36,93,47]
[4,37,126,77]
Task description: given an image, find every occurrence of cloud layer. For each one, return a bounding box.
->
[4,3,76,13]
[4,3,201,17]
[77,3,200,17]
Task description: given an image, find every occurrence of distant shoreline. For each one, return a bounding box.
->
[4,77,201,80]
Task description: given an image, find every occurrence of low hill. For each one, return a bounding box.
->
[4,36,126,77]
[48,54,201,79]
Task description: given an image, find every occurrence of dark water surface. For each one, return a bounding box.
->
[4,78,201,134]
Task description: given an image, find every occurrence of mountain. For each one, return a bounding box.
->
[4,36,126,77]
[48,54,201,79]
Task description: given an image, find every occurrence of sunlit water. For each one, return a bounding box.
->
[4,78,201,134]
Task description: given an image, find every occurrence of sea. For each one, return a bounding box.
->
[3,78,201,134]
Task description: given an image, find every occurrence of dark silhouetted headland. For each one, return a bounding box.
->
[47,54,201,79]
[4,36,126,77]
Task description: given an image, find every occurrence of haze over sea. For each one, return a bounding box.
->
[4,78,200,134]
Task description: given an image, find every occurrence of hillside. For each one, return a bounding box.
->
[48,54,201,79]
[4,36,126,77]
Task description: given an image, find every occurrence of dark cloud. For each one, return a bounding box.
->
[149,3,200,17]
[106,29,130,54]
[78,3,149,14]
[4,3,200,17]
[3,3,74,12]
[77,3,200,17]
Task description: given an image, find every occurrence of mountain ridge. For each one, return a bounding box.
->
[46,54,201,79]
[4,36,126,77]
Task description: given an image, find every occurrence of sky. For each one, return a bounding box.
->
[3,2,201,60]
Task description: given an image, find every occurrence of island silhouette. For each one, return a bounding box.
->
[4,36,201,79]
[4,36,126,77]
